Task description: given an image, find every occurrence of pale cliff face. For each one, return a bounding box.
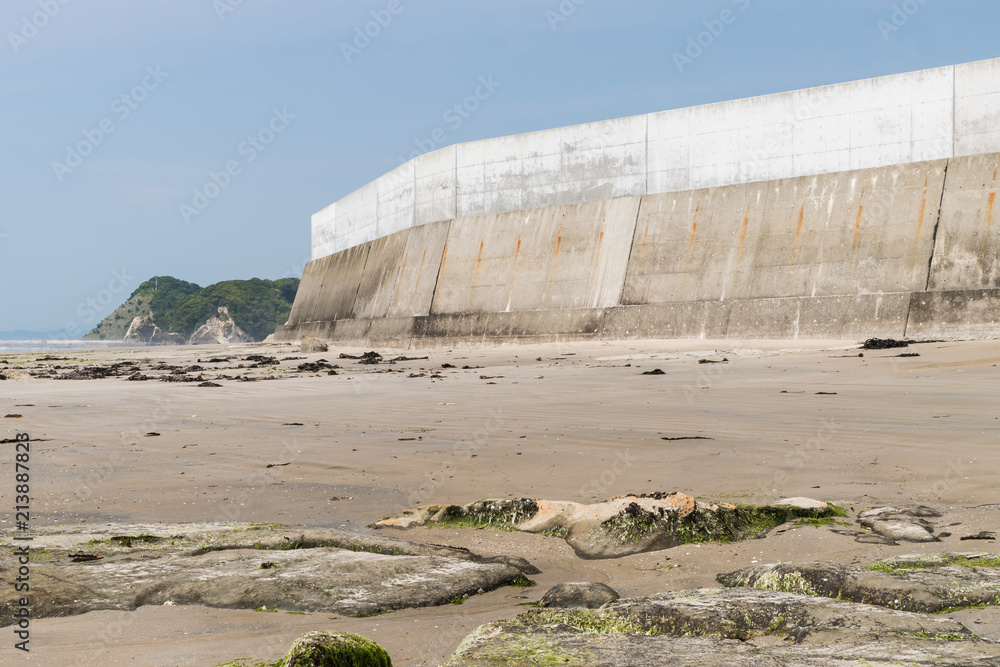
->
[188,306,253,345]
[122,315,185,345]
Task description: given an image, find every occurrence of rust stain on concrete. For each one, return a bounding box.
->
[683,206,700,272]
[852,188,866,252]
[411,249,426,302]
[638,213,651,261]
[389,251,409,312]
[913,176,929,262]
[688,205,700,251]
[792,204,805,261]
[986,167,998,239]
[737,204,750,262]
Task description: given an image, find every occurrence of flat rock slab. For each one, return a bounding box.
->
[857,505,944,543]
[445,588,1000,666]
[0,523,535,625]
[376,494,840,559]
[540,582,620,609]
[718,553,1000,613]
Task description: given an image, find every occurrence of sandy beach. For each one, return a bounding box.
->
[3,337,1000,666]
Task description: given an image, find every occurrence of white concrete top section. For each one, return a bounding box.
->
[313,59,1000,260]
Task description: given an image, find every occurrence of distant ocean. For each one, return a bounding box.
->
[0,340,130,353]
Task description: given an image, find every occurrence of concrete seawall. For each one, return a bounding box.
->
[313,59,1000,259]
[278,152,1000,346]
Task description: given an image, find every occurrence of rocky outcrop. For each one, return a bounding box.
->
[0,523,537,625]
[188,306,253,345]
[718,553,1000,613]
[375,494,842,559]
[282,631,392,667]
[857,505,944,542]
[445,588,1000,666]
[122,315,185,345]
[219,631,392,667]
[540,582,620,609]
[301,335,328,353]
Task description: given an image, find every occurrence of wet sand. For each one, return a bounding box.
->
[2,338,1000,665]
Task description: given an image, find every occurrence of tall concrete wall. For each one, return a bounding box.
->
[313,59,1000,260]
[280,152,1000,346]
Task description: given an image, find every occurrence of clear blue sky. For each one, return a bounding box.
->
[2,0,998,335]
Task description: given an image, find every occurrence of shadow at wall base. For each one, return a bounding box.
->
[275,289,1000,348]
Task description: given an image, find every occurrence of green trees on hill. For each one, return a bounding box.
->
[86,275,300,341]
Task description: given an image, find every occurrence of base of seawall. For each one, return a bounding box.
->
[272,290,993,348]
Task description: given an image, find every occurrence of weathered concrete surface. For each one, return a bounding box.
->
[928,153,1000,290]
[718,553,1000,613]
[352,229,410,321]
[316,60,1000,257]
[429,198,640,315]
[624,160,945,304]
[386,219,451,318]
[445,588,1000,666]
[907,288,1000,339]
[286,243,371,325]
[281,148,1000,345]
[0,523,537,625]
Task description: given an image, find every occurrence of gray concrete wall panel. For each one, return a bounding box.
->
[927,153,1000,290]
[907,289,1000,339]
[314,60,1000,259]
[352,229,410,321]
[386,219,452,318]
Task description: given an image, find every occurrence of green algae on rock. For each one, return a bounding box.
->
[719,554,1000,613]
[375,494,842,559]
[0,523,538,625]
[444,588,1000,666]
[218,630,391,667]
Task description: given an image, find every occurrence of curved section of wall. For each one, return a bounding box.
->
[313,59,1000,260]
[280,153,1000,346]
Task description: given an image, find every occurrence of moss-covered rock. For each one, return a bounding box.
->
[719,555,1000,613]
[284,631,391,667]
[445,588,1000,666]
[376,494,842,559]
[217,631,391,667]
[0,522,538,625]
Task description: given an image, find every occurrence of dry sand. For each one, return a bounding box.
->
[2,338,1000,665]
